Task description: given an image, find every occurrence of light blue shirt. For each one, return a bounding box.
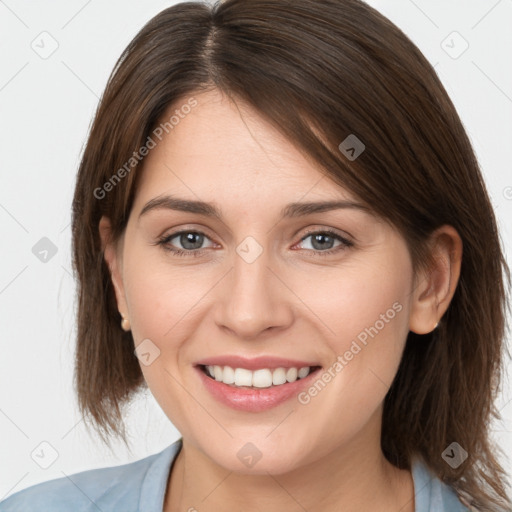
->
[0,438,469,511]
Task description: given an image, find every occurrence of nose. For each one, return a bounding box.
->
[214,240,294,340]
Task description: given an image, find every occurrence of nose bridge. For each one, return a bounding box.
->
[214,234,292,338]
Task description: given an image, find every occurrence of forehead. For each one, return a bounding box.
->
[132,89,359,211]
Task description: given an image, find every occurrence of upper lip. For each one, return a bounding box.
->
[195,355,320,371]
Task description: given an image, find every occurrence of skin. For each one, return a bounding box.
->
[99,88,462,512]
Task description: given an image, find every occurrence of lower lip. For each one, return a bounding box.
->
[195,366,321,412]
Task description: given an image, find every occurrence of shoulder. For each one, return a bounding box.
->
[411,456,470,512]
[0,439,182,512]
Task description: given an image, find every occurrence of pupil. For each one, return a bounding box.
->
[182,232,203,250]
[312,234,333,250]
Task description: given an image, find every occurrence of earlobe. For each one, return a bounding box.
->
[408,225,463,335]
[99,216,129,324]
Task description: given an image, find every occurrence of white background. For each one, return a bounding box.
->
[0,0,511,500]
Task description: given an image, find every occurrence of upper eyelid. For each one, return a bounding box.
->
[161,226,353,248]
[153,214,358,240]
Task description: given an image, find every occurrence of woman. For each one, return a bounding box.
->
[1,0,510,511]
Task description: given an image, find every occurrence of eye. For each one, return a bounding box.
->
[154,228,354,258]
[155,230,216,257]
[294,229,354,256]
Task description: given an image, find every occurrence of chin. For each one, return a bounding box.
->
[200,438,312,476]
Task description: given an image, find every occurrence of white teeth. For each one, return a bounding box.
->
[223,365,235,384]
[298,366,310,379]
[214,365,223,381]
[272,367,287,385]
[234,368,253,386]
[204,365,314,388]
[252,369,273,388]
[286,367,298,383]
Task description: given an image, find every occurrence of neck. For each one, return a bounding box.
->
[164,413,414,512]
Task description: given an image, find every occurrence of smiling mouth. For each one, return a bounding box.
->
[199,364,322,389]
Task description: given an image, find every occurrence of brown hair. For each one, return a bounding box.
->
[71,0,511,509]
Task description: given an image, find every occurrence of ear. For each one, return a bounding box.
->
[409,225,463,334]
[99,215,129,319]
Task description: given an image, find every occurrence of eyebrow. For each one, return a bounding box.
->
[137,195,372,222]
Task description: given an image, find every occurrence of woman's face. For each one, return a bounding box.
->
[104,88,420,474]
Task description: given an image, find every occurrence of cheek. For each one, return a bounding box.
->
[301,252,412,422]
[296,251,411,352]
[331,291,408,404]
[121,248,208,432]
[332,269,409,360]
[122,242,208,343]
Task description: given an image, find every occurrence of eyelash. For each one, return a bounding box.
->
[154,228,354,258]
